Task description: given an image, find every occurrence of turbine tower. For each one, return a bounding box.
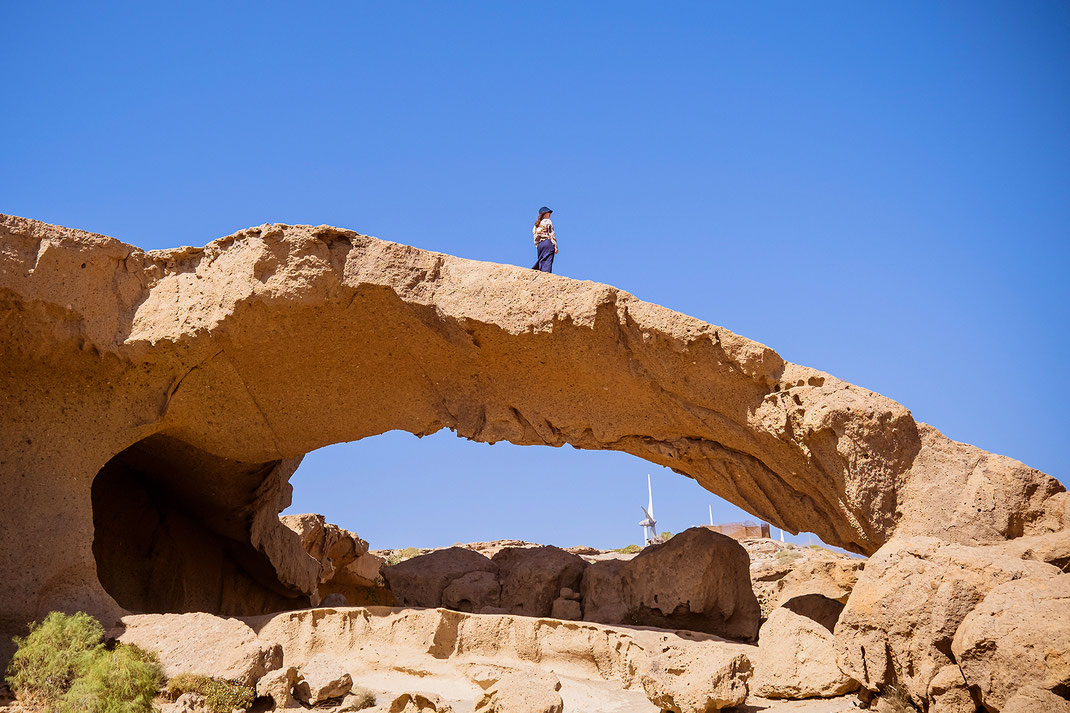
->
[638,474,657,546]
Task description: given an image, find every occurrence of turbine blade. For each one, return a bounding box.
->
[647,474,653,518]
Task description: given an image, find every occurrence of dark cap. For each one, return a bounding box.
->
[538,206,552,215]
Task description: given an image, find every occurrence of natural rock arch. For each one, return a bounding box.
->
[0,214,1064,659]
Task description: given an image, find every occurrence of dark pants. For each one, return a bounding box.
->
[533,239,555,273]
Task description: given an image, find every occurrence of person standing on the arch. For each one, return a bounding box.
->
[532,206,557,273]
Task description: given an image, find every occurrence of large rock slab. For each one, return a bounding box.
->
[245,606,755,708]
[115,612,281,686]
[618,528,761,640]
[1,214,1066,664]
[952,572,1070,711]
[492,546,587,617]
[753,594,858,699]
[637,639,752,712]
[382,547,497,608]
[834,536,1060,707]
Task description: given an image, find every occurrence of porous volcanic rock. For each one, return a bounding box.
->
[834,536,1060,707]
[381,548,497,608]
[441,570,501,613]
[244,606,755,706]
[293,653,352,705]
[637,639,752,713]
[256,666,300,710]
[281,513,386,605]
[747,542,864,618]
[580,559,628,624]
[492,546,587,617]
[1,214,1067,663]
[620,527,761,640]
[952,572,1070,711]
[925,665,974,713]
[753,594,857,699]
[115,612,281,686]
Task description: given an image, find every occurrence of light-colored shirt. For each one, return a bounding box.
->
[533,218,556,246]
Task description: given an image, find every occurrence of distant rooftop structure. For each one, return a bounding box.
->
[704,521,771,540]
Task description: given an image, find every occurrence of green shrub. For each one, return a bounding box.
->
[659,531,674,542]
[164,673,254,713]
[6,611,105,705]
[614,544,641,554]
[776,550,803,564]
[61,644,162,713]
[382,547,422,567]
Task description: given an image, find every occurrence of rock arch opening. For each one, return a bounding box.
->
[91,433,311,615]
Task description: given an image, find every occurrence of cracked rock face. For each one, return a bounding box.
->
[0,214,1065,663]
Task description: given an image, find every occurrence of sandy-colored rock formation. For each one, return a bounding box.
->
[243,605,753,712]
[281,513,386,605]
[382,548,497,609]
[746,540,864,618]
[294,653,353,705]
[0,214,1066,671]
[834,536,1061,707]
[256,666,301,710]
[951,572,1070,711]
[619,528,760,639]
[753,595,857,699]
[113,612,281,686]
[492,546,587,618]
[388,693,452,713]
[925,665,974,713]
[472,669,563,713]
[637,640,752,713]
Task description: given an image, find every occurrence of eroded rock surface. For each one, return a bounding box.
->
[952,572,1070,711]
[834,536,1060,707]
[493,546,587,618]
[281,513,387,605]
[114,612,281,686]
[382,548,497,609]
[1,214,1066,663]
[753,595,857,699]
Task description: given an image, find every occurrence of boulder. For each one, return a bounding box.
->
[638,640,752,713]
[620,527,761,640]
[388,693,452,713]
[294,653,353,705]
[441,570,500,613]
[492,546,587,617]
[581,559,628,624]
[835,536,1060,707]
[382,547,497,608]
[321,592,350,607]
[750,549,864,617]
[925,665,974,713]
[549,597,581,620]
[115,612,281,686]
[256,666,300,710]
[753,594,858,699]
[1002,687,1070,713]
[473,669,563,713]
[952,572,1070,711]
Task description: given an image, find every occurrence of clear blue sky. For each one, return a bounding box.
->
[3,2,1067,550]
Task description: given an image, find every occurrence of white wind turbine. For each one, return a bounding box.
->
[638,474,658,546]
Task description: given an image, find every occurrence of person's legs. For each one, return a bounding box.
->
[536,240,555,272]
